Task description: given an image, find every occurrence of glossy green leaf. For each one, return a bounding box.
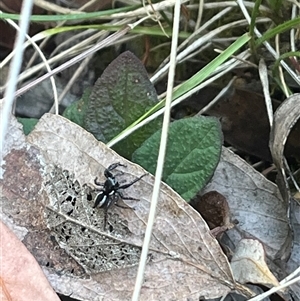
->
[83,51,162,158]
[132,116,222,201]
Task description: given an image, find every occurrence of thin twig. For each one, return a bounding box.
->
[0,0,34,148]
[131,1,181,300]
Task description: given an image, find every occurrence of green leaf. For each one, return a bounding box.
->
[83,51,162,158]
[108,33,250,147]
[63,88,91,126]
[17,117,39,135]
[132,116,222,201]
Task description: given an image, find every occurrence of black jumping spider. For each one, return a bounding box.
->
[93,163,146,230]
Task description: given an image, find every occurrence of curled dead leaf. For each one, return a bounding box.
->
[269,93,300,205]
[231,238,280,287]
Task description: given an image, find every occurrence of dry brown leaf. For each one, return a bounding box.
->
[269,93,300,204]
[286,201,300,299]
[202,148,291,262]
[231,238,280,287]
[1,114,239,301]
[0,221,60,301]
[269,92,300,301]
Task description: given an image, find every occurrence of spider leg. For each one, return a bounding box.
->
[94,177,104,186]
[107,162,126,171]
[120,195,140,201]
[116,190,139,201]
[104,163,125,179]
[115,203,132,209]
[118,173,147,190]
[102,195,119,230]
[113,171,124,177]
[83,183,96,192]
[114,192,136,209]
[103,208,108,230]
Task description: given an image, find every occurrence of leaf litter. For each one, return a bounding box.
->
[1,113,236,300]
[203,148,291,261]
[2,111,295,300]
[231,238,280,287]
[269,93,300,298]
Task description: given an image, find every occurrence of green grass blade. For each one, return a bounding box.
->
[139,33,250,121]
[255,17,300,46]
[0,5,139,22]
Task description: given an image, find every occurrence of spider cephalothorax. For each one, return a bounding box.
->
[93,163,146,230]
